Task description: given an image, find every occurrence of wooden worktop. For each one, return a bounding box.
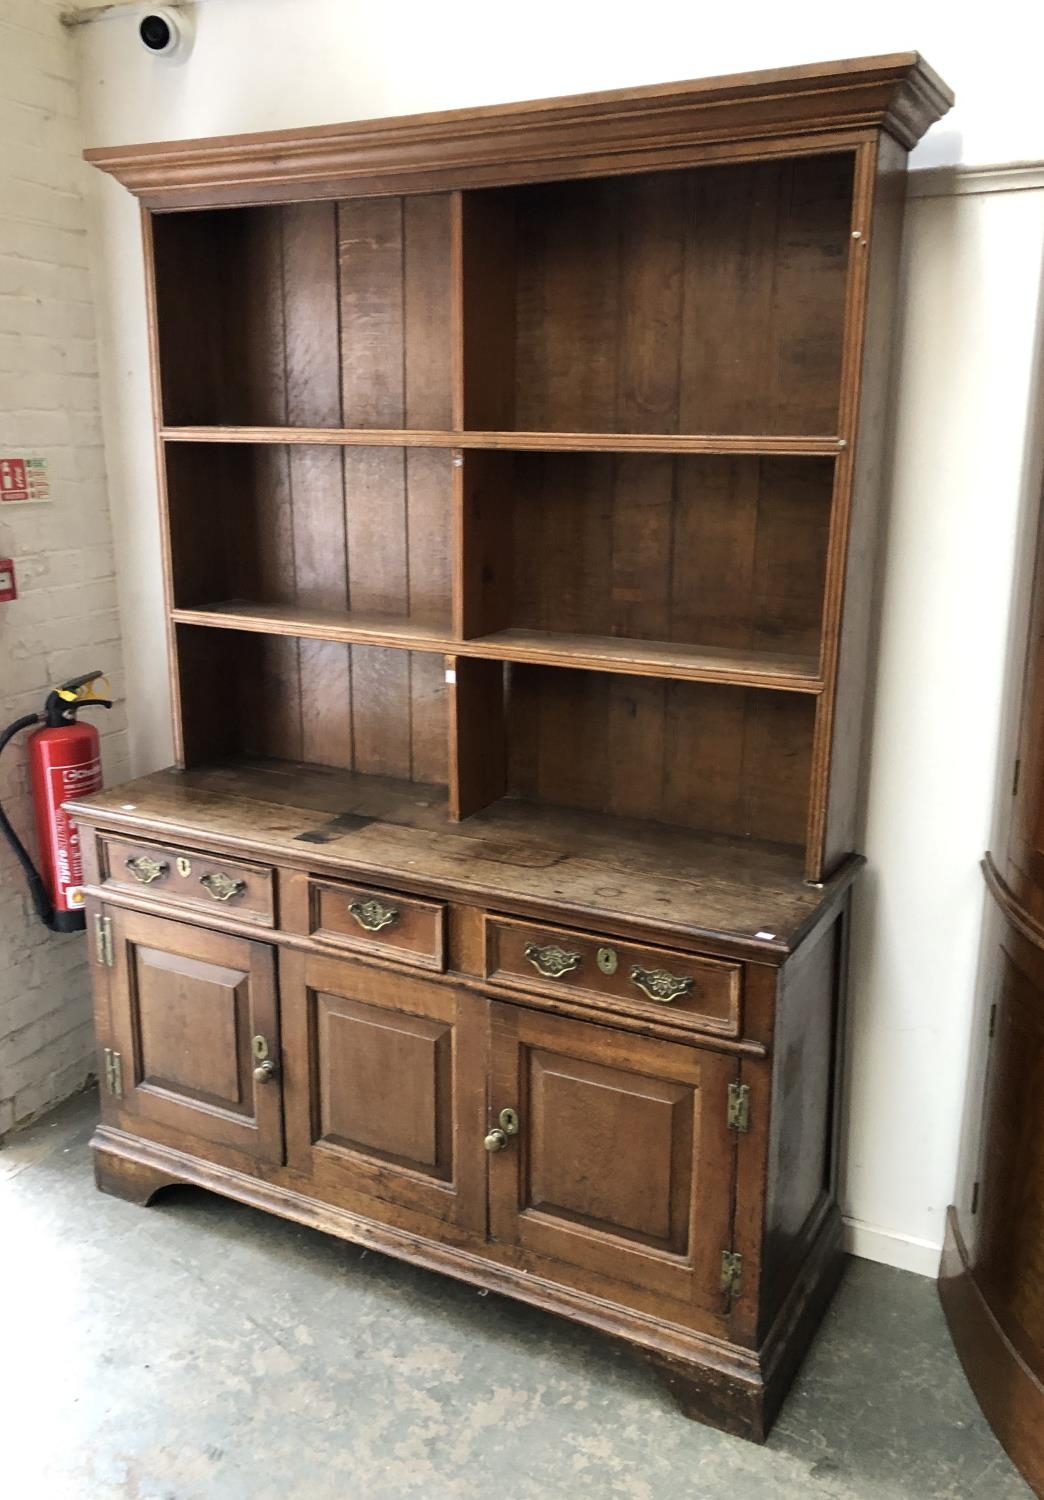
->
[68,758,859,958]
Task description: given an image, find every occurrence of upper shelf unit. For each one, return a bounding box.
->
[151,152,854,440]
[93,54,955,880]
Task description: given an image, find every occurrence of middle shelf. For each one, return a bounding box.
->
[166,443,834,692]
[169,603,822,690]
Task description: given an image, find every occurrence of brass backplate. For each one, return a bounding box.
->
[596,946,618,975]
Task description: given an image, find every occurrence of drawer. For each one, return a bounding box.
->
[98,834,274,927]
[484,916,741,1036]
[307,877,446,971]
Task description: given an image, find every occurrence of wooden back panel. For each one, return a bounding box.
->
[153,196,456,428]
[166,442,452,628]
[464,155,854,435]
[176,626,447,786]
[505,664,814,848]
[482,452,832,656]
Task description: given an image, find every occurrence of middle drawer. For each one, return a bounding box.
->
[305,876,446,971]
[484,915,742,1036]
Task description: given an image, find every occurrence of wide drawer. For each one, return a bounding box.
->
[97,834,274,926]
[484,916,741,1035]
[307,877,446,971]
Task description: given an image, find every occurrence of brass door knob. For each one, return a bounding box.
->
[254,1060,277,1083]
[484,1128,508,1152]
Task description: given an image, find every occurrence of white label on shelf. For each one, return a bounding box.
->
[445,668,457,684]
[755,930,777,940]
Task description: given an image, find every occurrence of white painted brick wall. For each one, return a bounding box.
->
[0,0,128,1135]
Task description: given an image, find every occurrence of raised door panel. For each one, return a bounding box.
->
[105,906,282,1162]
[488,1003,737,1313]
[281,951,486,1233]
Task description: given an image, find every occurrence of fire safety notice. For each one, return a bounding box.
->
[0,456,50,504]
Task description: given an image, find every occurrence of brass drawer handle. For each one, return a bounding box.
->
[349,897,399,933]
[199,871,246,902]
[630,965,695,1004]
[125,854,168,884]
[524,942,582,979]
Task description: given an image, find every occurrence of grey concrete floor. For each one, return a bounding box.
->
[0,1091,1031,1500]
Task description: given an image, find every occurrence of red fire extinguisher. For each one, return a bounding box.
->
[0,670,112,932]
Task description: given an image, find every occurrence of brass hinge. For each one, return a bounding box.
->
[720,1250,743,1297]
[1013,758,1021,797]
[94,912,113,967]
[727,1082,750,1132]
[103,1047,123,1097]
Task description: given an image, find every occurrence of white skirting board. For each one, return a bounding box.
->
[843,1217,942,1279]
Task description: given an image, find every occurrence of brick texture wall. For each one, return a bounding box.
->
[0,0,128,1135]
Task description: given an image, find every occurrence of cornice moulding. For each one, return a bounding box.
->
[84,53,953,209]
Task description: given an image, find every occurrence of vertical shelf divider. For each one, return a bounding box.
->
[447,654,507,821]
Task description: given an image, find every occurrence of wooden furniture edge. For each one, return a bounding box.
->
[167,608,825,694]
[83,54,951,206]
[160,426,847,455]
[938,1206,1044,1497]
[92,1125,753,1371]
[67,792,864,960]
[755,1200,846,1435]
[92,1124,847,1440]
[647,1200,842,1441]
[982,853,1044,954]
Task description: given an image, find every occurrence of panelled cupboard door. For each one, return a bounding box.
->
[280,951,487,1233]
[104,906,283,1163]
[488,1003,737,1313]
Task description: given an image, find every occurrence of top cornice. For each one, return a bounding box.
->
[85,52,953,209]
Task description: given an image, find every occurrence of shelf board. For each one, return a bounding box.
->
[171,602,453,652]
[171,603,823,691]
[467,629,823,691]
[160,426,844,457]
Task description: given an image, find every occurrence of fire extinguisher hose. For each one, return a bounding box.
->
[0,711,57,930]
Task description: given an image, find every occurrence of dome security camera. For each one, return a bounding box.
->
[138,8,192,59]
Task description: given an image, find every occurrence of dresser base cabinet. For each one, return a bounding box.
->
[76,765,854,1443]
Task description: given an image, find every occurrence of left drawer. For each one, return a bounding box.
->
[97,834,275,927]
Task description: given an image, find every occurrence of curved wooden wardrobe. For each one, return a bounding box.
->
[73,54,951,1442]
[940,469,1044,1494]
